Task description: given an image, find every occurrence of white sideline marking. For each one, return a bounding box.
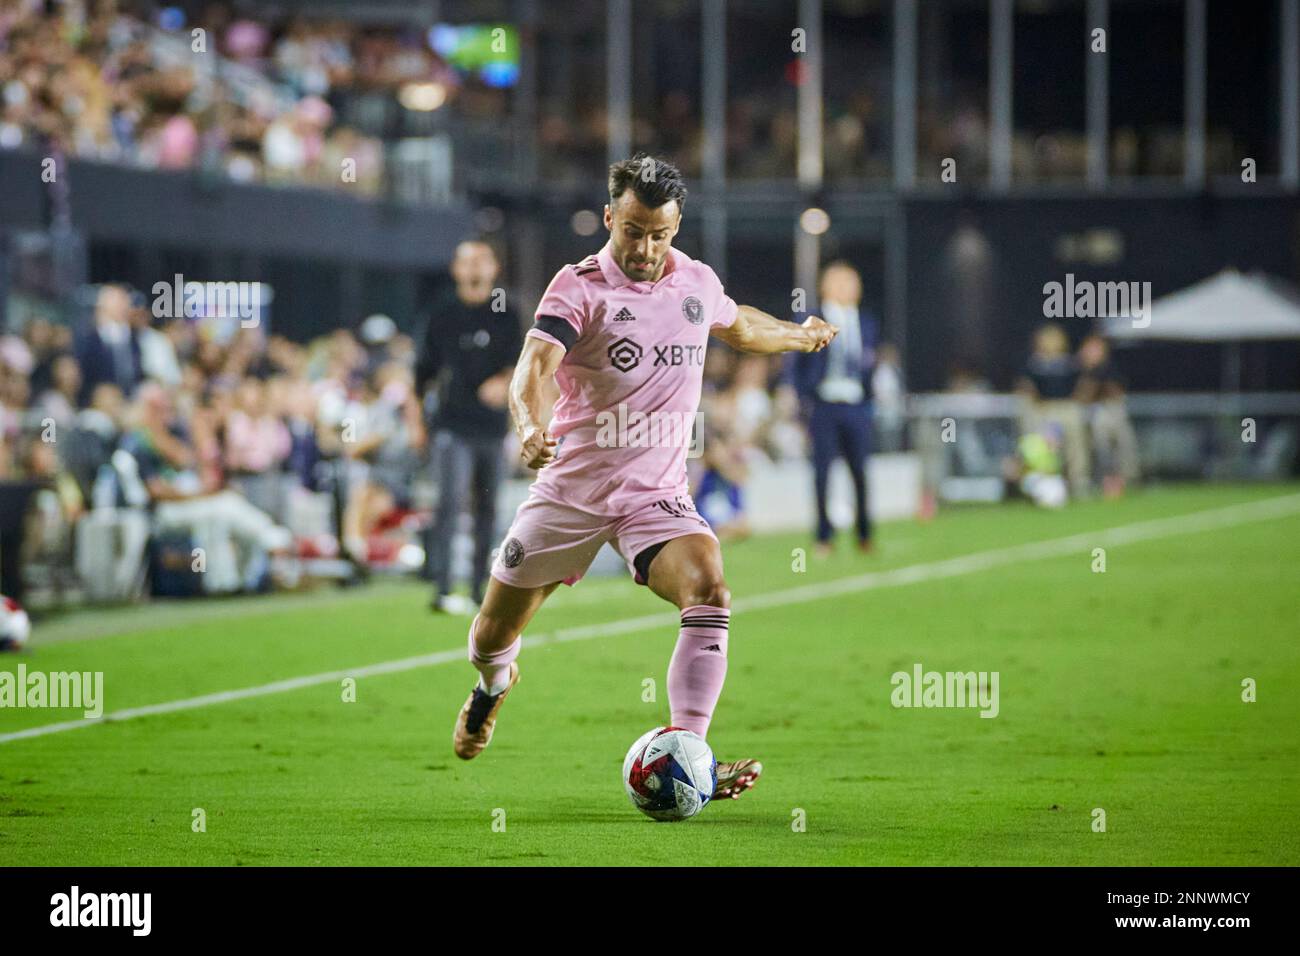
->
[3,493,1298,746]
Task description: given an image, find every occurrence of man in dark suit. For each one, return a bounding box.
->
[74,284,142,406]
[789,261,878,556]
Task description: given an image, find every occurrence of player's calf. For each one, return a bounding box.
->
[667,604,730,739]
[644,535,733,740]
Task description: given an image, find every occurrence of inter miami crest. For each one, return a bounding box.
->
[681,296,704,325]
[501,537,525,568]
[608,336,643,372]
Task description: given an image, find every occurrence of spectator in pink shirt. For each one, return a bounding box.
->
[156,114,199,169]
[225,378,290,519]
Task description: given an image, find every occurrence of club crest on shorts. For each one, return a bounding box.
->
[501,537,525,568]
[681,296,704,325]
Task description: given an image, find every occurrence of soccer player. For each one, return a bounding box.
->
[452,155,836,801]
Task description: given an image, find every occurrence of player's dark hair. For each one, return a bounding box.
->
[608,154,687,212]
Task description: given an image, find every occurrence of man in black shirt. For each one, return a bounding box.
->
[416,240,523,612]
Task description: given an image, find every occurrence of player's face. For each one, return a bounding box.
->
[605,193,681,282]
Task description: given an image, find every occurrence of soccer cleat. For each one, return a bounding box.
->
[713,758,763,800]
[452,662,519,760]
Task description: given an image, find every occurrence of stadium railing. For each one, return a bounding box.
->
[911,391,1300,502]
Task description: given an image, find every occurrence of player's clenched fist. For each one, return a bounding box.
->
[518,424,558,469]
[800,315,838,352]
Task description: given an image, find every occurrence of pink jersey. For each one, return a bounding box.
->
[526,242,738,516]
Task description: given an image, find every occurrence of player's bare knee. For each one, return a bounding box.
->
[683,575,730,610]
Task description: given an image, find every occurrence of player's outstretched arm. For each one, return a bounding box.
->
[509,335,564,469]
[711,305,837,355]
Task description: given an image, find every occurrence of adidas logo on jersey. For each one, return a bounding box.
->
[613,307,637,322]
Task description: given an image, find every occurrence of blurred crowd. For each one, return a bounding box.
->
[0,282,434,599]
[0,0,1200,199]
[0,0,474,192]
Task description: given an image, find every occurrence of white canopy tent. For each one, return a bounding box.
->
[1105,269,1300,342]
[1104,270,1300,390]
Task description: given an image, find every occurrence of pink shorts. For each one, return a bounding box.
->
[490,491,716,589]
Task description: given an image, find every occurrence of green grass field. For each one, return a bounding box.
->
[2,483,1298,866]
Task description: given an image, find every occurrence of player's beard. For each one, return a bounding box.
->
[621,250,664,281]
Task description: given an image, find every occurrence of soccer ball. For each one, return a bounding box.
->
[622,726,716,821]
[0,596,31,652]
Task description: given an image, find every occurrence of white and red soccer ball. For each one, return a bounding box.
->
[0,596,30,651]
[623,726,716,821]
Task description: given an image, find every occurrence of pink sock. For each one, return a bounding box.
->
[667,605,730,739]
[467,615,520,694]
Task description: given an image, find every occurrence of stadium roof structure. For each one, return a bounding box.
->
[1106,269,1300,342]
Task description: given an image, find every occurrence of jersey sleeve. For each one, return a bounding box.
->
[529,266,587,351]
[706,265,739,330]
